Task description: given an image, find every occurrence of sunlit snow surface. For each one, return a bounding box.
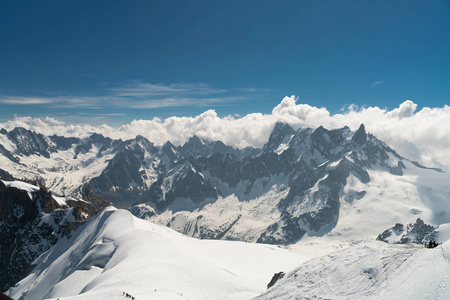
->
[6,208,307,300]
[257,240,450,300]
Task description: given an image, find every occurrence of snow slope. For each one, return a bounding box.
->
[315,158,450,241]
[6,207,307,300]
[256,240,450,300]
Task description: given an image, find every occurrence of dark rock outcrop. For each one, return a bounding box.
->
[0,169,14,181]
[262,122,295,153]
[267,272,286,289]
[74,133,119,158]
[49,135,80,151]
[376,218,436,244]
[0,180,109,292]
[6,127,55,158]
[147,161,218,211]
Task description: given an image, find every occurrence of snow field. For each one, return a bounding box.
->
[257,240,450,300]
[7,207,308,300]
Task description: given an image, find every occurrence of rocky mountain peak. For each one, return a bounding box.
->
[6,127,54,158]
[180,135,235,158]
[352,124,367,147]
[49,134,80,151]
[162,141,181,163]
[181,135,205,156]
[262,122,295,154]
[74,133,115,158]
[131,135,155,153]
[89,132,108,143]
[186,135,204,147]
[377,218,436,244]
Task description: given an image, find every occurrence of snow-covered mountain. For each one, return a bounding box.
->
[376,218,436,245]
[1,123,449,245]
[256,239,450,300]
[0,180,109,292]
[5,207,307,300]
[130,123,450,245]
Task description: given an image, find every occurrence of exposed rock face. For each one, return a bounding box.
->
[147,161,218,210]
[351,124,367,147]
[0,169,14,181]
[90,148,143,189]
[74,133,118,158]
[377,218,436,244]
[6,127,55,158]
[267,272,286,289]
[390,160,406,176]
[130,204,156,220]
[181,135,233,158]
[0,144,19,163]
[49,134,80,151]
[0,180,109,292]
[262,122,296,154]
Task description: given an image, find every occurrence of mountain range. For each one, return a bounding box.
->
[1,123,448,245]
[2,122,450,298]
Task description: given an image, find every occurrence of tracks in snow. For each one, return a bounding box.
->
[435,243,450,300]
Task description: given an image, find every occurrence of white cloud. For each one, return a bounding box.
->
[110,82,228,97]
[371,81,383,87]
[0,97,54,105]
[2,96,450,170]
[44,116,65,125]
[0,82,235,109]
[386,100,417,118]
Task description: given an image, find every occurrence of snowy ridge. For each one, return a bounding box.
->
[256,240,450,300]
[6,208,307,300]
[0,179,110,292]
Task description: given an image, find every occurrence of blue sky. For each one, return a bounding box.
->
[1,0,449,125]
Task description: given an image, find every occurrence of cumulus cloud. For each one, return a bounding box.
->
[386,100,417,118]
[2,96,450,170]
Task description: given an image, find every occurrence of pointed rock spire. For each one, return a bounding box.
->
[352,124,367,147]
